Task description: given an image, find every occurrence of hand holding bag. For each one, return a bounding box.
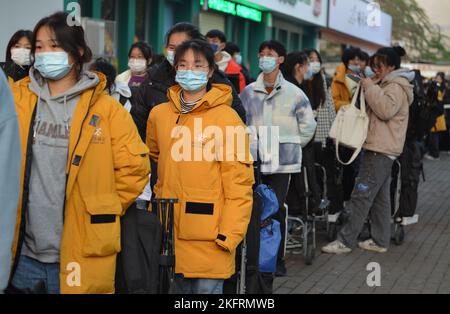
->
[329,84,369,165]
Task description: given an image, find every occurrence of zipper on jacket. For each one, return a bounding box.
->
[64,90,96,224]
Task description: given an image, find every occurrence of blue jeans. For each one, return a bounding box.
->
[10,255,60,294]
[172,276,224,294]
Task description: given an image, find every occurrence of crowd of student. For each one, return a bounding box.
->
[1,10,448,294]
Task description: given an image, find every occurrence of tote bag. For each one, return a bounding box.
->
[329,84,369,165]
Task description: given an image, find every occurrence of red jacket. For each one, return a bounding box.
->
[225,59,246,94]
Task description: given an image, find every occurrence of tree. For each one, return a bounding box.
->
[378,0,450,62]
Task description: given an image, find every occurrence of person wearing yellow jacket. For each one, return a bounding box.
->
[7,12,150,294]
[146,39,254,294]
[331,47,362,112]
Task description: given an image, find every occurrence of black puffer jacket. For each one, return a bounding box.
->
[131,59,246,142]
[0,61,30,82]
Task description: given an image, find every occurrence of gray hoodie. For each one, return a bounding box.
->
[364,68,415,157]
[0,70,21,291]
[22,69,99,263]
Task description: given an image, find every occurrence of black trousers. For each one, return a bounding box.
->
[261,174,291,261]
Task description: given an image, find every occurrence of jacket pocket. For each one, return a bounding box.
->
[278,136,302,166]
[124,142,150,170]
[82,193,122,257]
[178,187,221,241]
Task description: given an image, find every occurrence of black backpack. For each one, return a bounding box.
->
[407,70,438,141]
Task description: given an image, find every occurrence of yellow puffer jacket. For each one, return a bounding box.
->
[146,83,254,279]
[10,73,150,294]
[331,63,352,112]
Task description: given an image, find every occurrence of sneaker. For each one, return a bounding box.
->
[321,240,352,254]
[424,154,439,161]
[358,239,387,253]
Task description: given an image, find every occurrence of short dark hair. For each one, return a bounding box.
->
[373,46,406,70]
[342,47,361,67]
[174,39,216,73]
[259,40,287,59]
[31,12,93,75]
[89,58,116,94]
[436,72,446,82]
[359,51,370,64]
[165,22,205,47]
[224,42,240,56]
[5,30,33,62]
[205,29,227,43]
[128,41,153,62]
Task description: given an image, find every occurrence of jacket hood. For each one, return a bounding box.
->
[216,51,232,72]
[383,68,415,105]
[28,68,104,104]
[113,80,132,98]
[167,83,233,114]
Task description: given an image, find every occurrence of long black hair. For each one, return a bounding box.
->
[303,48,326,110]
[5,30,33,62]
[31,12,93,76]
[280,51,308,87]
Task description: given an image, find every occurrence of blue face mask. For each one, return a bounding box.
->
[259,57,278,74]
[348,64,361,74]
[304,67,314,81]
[34,51,73,80]
[364,66,375,78]
[210,44,220,54]
[234,54,243,65]
[176,70,209,92]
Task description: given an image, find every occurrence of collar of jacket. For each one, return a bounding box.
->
[253,71,284,96]
[167,83,233,115]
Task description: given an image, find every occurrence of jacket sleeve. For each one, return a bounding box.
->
[215,113,255,252]
[331,81,349,112]
[0,72,20,291]
[296,96,317,147]
[364,82,407,121]
[110,103,150,213]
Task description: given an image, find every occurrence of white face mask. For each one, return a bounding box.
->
[167,50,175,66]
[310,62,321,75]
[11,48,31,66]
[128,58,147,74]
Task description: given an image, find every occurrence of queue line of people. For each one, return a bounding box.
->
[0,10,431,295]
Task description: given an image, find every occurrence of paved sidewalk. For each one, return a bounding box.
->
[275,155,450,294]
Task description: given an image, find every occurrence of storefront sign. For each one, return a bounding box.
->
[244,0,328,27]
[328,0,392,46]
[200,0,263,23]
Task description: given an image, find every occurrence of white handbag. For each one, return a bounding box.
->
[329,84,369,165]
